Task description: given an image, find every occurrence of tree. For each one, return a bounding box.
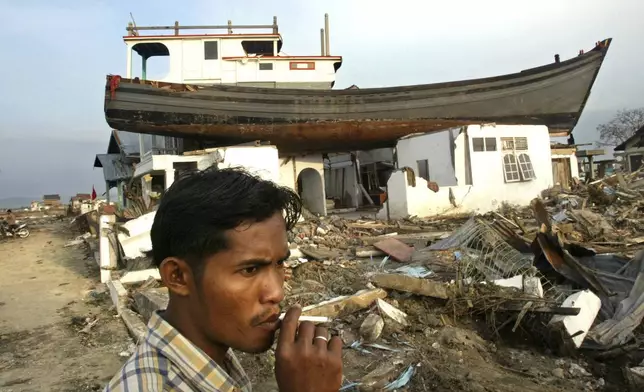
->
[596,108,644,147]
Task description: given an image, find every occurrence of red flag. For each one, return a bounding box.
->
[91,186,97,201]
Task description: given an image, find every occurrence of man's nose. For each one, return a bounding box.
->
[260,267,285,304]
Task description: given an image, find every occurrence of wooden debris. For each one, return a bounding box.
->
[301,288,387,318]
[376,298,409,326]
[373,238,414,263]
[355,246,386,258]
[359,314,384,342]
[299,247,340,260]
[371,274,450,299]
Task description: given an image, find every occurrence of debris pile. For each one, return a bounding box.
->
[102,173,644,390]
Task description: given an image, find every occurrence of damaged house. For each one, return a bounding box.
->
[94,130,141,207]
[614,124,644,173]
[378,124,557,219]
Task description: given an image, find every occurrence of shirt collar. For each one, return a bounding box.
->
[145,310,251,392]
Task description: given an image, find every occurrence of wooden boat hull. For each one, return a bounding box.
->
[104,39,611,154]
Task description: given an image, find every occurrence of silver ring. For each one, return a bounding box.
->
[314,335,328,342]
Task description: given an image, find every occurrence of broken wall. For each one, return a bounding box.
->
[396,128,459,186]
[379,124,554,219]
[217,146,280,183]
[279,154,327,215]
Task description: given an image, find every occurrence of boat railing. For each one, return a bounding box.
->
[126,17,279,36]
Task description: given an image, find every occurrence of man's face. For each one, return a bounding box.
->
[194,212,289,353]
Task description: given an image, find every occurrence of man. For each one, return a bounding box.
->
[5,209,17,232]
[105,167,343,392]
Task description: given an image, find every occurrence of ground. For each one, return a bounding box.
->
[0,223,132,392]
[0,221,629,391]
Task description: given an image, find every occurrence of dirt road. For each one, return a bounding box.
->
[0,223,131,392]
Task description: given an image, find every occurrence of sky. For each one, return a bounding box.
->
[0,0,643,200]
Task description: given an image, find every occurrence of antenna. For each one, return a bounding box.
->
[129,12,139,36]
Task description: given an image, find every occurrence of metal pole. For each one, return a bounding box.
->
[320,28,326,56]
[324,14,330,56]
[142,56,147,80]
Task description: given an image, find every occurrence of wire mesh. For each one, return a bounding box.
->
[430,217,567,300]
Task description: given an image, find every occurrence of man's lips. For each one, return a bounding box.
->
[256,313,281,331]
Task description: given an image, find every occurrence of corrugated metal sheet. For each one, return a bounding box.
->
[94,154,134,182]
[112,130,140,156]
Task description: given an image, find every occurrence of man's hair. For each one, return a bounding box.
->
[6,210,11,213]
[150,167,301,275]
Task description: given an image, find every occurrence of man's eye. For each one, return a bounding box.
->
[241,266,259,276]
[276,259,285,266]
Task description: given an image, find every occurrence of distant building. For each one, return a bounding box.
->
[69,193,92,214]
[43,194,61,207]
[614,125,644,173]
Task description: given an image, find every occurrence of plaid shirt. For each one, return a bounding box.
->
[104,311,252,392]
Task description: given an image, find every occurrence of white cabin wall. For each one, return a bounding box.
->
[182,39,205,81]
[126,38,339,88]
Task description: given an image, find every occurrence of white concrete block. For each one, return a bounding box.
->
[118,212,155,259]
[524,277,544,298]
[108,280,128,312]
[549,290,601,348]
[99,215,116,270]
[376,298,409,326]
[120,268,161,285]
[493,275,524,290]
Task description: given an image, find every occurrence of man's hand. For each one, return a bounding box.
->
[275,305,343,392]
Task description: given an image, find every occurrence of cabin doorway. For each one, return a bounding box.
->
[297,168,325,215]
[131,43,170,81]
[202,39,222,82]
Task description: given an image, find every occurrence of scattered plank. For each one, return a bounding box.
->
[301,288,387,318]
[371,274,450,299]
[373,238,414,263]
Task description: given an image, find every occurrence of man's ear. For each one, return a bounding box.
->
[159,257,194,296]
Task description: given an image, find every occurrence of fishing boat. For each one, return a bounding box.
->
[104,16,612,154]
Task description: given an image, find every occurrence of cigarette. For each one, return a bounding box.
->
[278,314,331,323]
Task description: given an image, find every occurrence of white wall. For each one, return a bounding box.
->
[378,124,554,219]
[218,146,280,183]
[396,129,459,186]
[134,146,281,208]
[279,154,327,215]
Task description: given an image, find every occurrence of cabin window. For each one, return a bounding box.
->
[472,137,497,152]
[416,159,430,182]
[242,40,276,56]
[259,63,274,71]
[204,41,219,60]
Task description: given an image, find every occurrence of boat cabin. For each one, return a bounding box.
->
[124,15,342,89]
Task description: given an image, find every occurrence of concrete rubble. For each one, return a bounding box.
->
[78,168,644,390]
